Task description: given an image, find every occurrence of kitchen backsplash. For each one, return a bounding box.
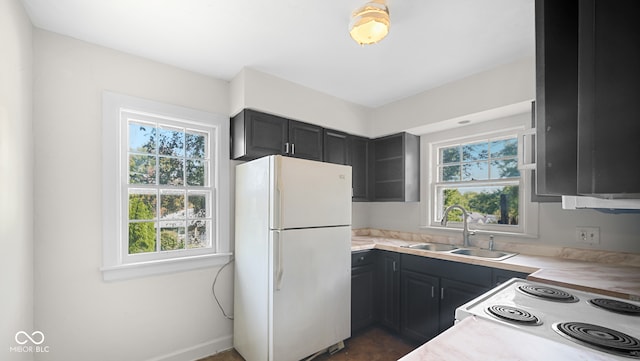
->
[353,228,640,267]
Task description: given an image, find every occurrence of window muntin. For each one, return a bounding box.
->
[124,115,215,259]
[433,135,522,230]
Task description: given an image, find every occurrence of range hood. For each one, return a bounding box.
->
[562,196,640,213]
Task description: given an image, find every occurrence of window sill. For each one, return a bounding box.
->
[101,252,233,282]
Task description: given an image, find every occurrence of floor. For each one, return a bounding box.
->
[198,327,417,361]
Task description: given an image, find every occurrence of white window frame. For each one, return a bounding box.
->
[423,117,538,238]
[102,92,231,281]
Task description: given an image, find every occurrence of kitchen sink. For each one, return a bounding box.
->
[450,248,517,261]
[405,243,459,252]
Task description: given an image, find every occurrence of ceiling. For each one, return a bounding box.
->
[21,0,535,108]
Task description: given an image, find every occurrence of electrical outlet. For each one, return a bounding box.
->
[576,227,600,244]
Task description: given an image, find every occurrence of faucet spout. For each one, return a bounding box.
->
[441,205,473,247]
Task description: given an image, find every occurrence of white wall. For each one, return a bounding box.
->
[368,57,535,138]
[32,30,234,361]
[230,68,370,136]
[0,0,34,360]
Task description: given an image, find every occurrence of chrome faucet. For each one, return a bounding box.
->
[440,205,474,247]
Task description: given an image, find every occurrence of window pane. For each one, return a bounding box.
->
[158,127,184,156]
[186,131,206,158]
[463,142,488,161]
[159,157,184,186]
[490,159,520,179]
[129,191,156,220]
[160,191,185,219]
[129,122,156,153]
[160,221,185,251]
[188,193,207,218]
[462,161,489,181]
[129,155,156,184]
[441,165,460,182]
[187,220,209,249]
[129,222,156,254]
[186,160,207,186]
[441,185,519,225]
[440,146,460,164]
[490,138,518,158]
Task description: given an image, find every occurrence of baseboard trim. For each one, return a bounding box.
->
[145,334,233,361]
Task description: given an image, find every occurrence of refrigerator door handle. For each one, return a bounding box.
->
[275,231,284,291]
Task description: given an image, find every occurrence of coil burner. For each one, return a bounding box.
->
[589,298,640,316]
[486,305,542,326]
[517,284,579,303]
[553,322,640,359]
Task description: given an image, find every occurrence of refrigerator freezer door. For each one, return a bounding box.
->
[269,227,351,361]
[272,156,352,230]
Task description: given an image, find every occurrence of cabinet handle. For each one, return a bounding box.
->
[291,143,295,155]
[284,142,290,154]
[392,260,397,272]
[431,286,435,298]
[440,288,444,300]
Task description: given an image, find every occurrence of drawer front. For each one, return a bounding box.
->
[351,250,375,267]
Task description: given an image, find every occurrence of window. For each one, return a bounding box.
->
[426,122,537,236]
[102,92,230,281]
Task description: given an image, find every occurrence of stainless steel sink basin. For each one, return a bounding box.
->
[405,243,459,252]
[450,248,517,261]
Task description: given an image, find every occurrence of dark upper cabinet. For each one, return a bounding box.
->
[535,0,640,197]
[349,135,371,201]
[576,0,640,197]
[231,109,288,160]
[288,120,323,161]
[534,0,579,196]
[323,129,349,165]
[231,109,323,161]
[372,133,420,202]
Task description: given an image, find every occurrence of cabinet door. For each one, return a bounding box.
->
[288,120,323,161]
[349,135,370,201]
[439,278,489,332]
[577,0,640,197]
[400,270,440,343]
[232,109,288,160]
[351,263,375,334]
[377,251,400,332]
[534,0,579,195]
[324,129,349,165]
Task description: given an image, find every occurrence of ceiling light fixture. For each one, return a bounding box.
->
[349,1,390,46]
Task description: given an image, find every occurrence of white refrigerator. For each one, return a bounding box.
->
[233,155,352,361]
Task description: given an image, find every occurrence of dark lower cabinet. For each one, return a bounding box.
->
[377,251,400,332]
[492,268,529,286]
[351,251,376,334]
[400,270,439,343]
[438,278,489,332]
[350,250,530,343]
